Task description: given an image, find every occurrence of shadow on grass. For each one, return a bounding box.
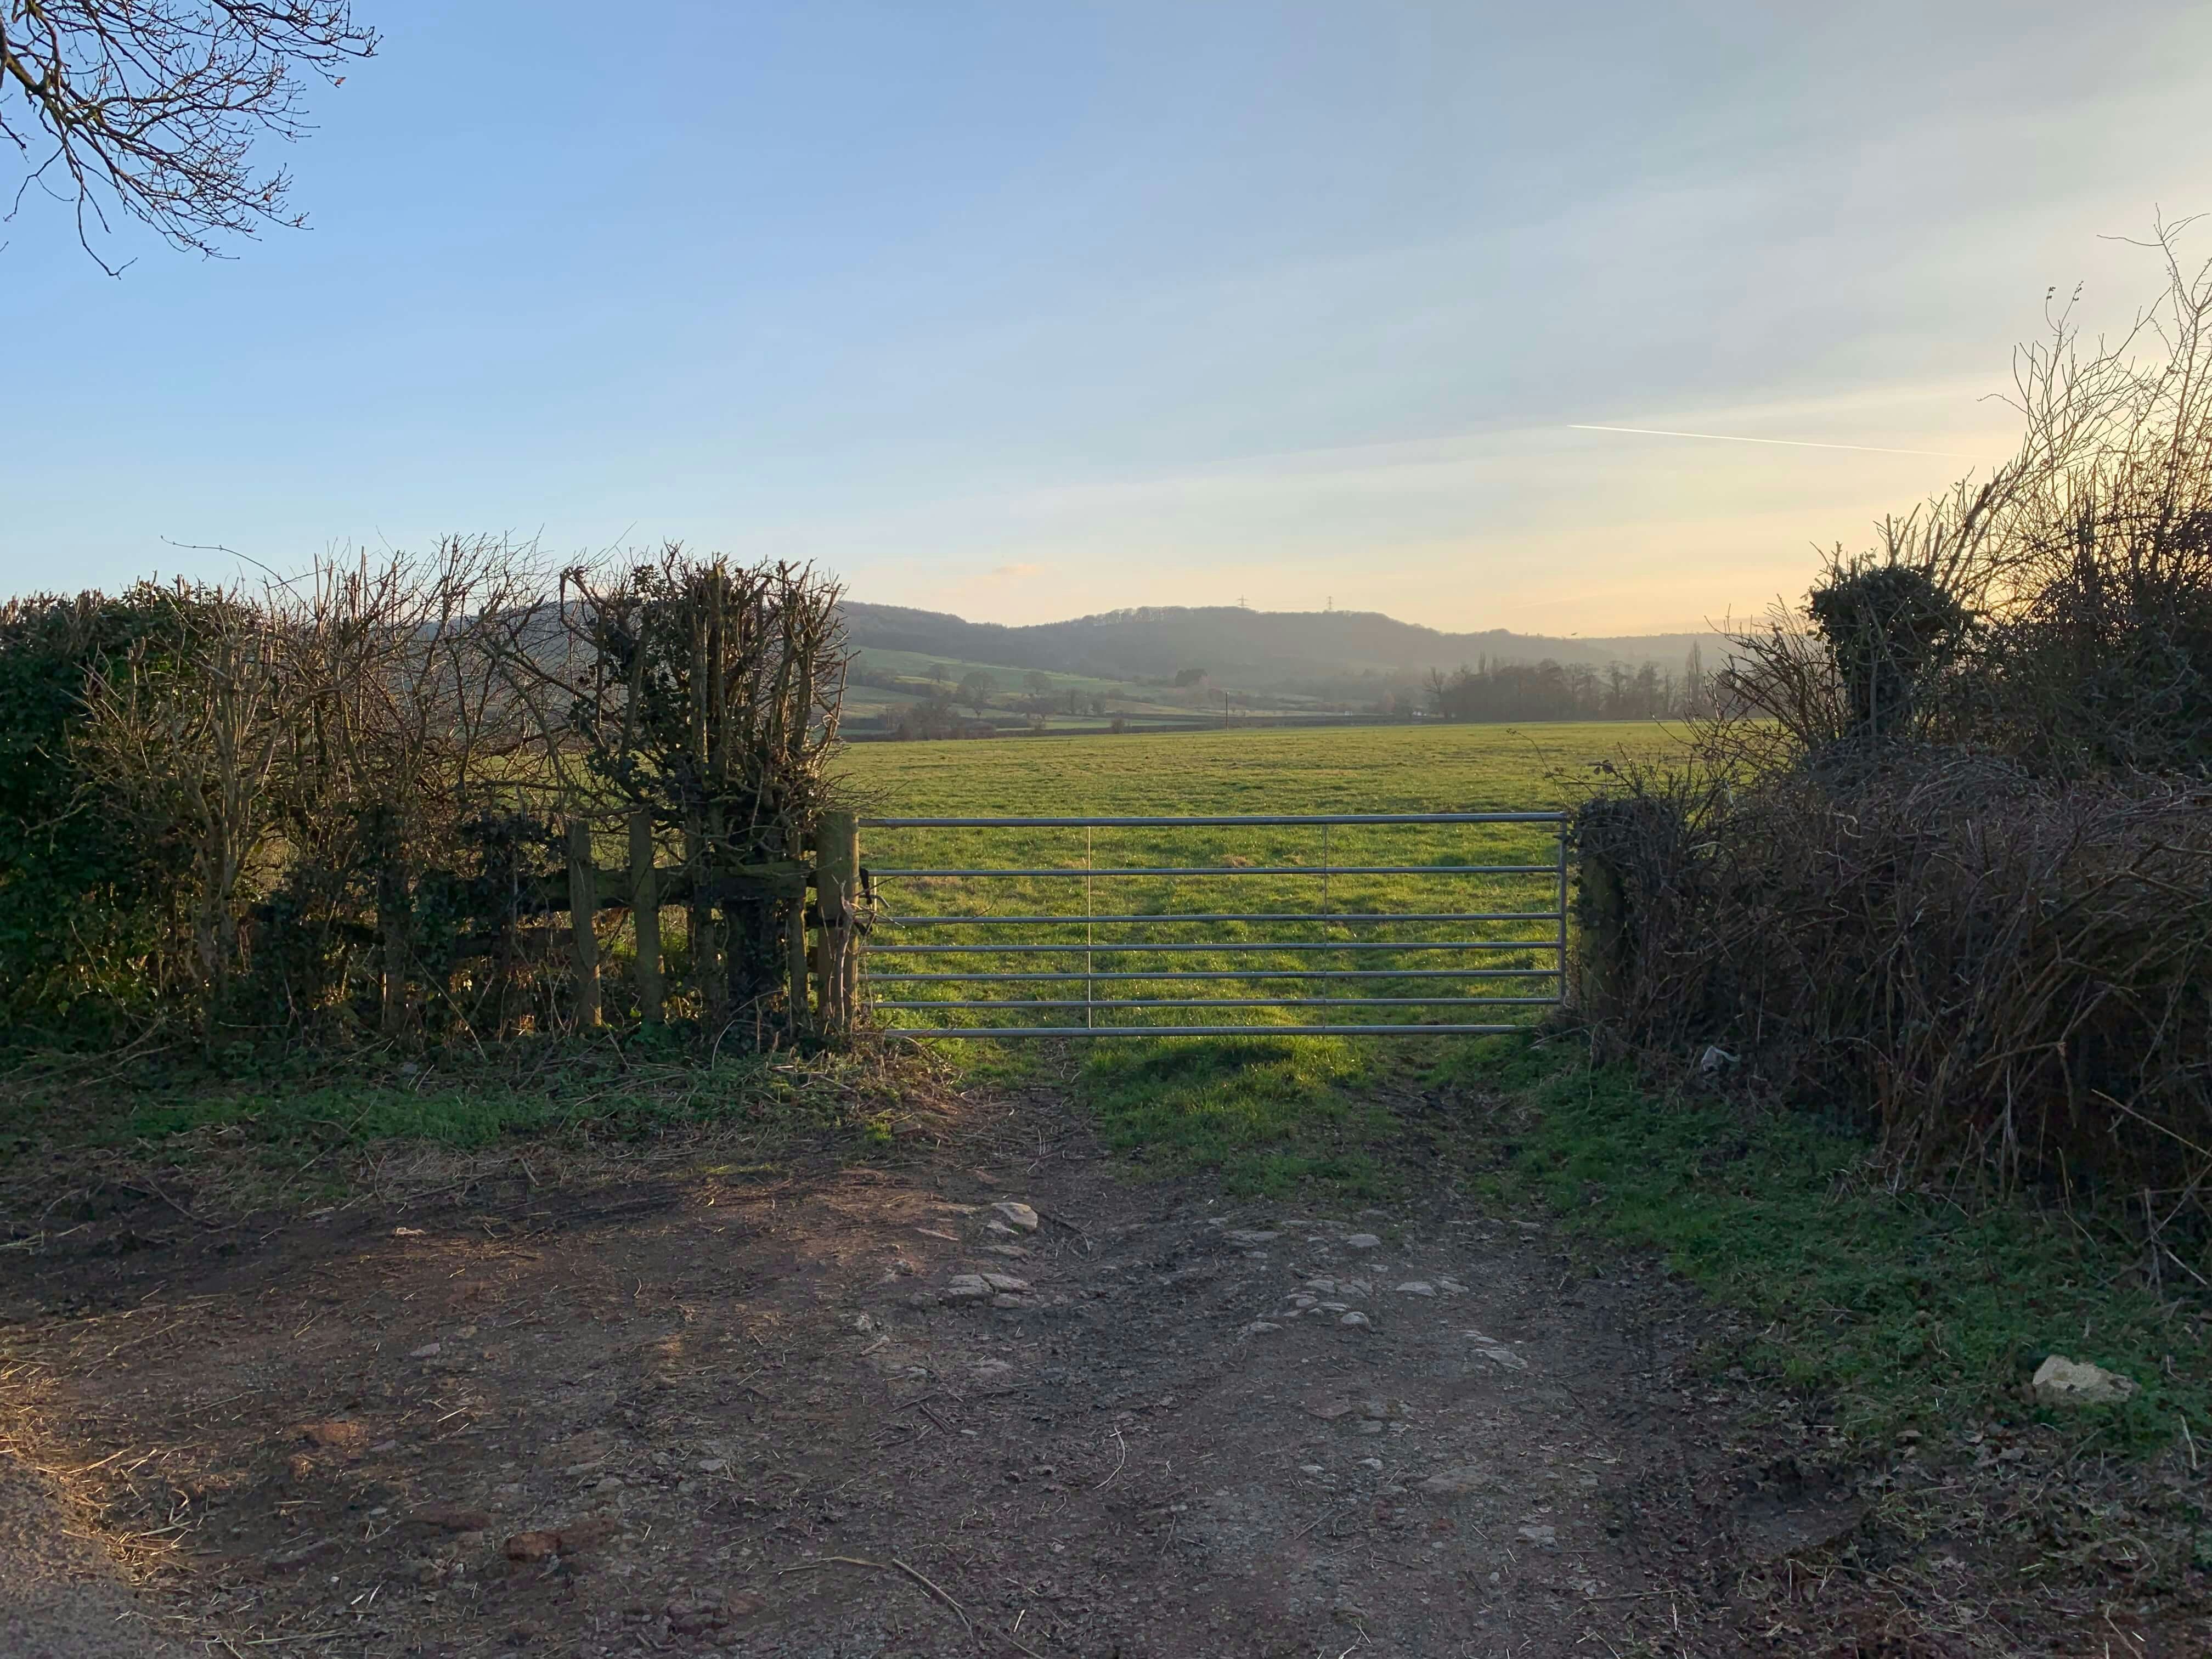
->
[1075,1034,1398,1199]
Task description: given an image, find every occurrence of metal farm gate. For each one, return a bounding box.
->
[857,812,1567,1037]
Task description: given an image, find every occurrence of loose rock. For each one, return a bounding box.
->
[1395,1282,1436,1296]
[2030,1354,2138,1406]
[990,1201,1041,1232]
[1463,1330,1528,1370]
[1344,1234,1381,1250]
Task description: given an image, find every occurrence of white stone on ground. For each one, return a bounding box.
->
[1462,1330,1528,1370]
[2030,1354,2137,1404]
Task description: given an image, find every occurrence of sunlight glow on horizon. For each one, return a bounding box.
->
[4,3,2209,638]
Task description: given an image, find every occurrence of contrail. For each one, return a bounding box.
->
[1568,422,1976,460]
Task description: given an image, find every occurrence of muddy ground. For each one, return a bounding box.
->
[1,1088,2200,1657]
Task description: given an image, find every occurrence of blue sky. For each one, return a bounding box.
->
[4,1,2208,633]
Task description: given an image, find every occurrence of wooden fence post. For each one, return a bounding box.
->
[567,819,602,1030]
[785,892,810,1030]
[629,810,661,1026]
[377,855,409,1036]
[1572,834,1627,1024]
[686,820,724,1023]
[815,810,860,1033]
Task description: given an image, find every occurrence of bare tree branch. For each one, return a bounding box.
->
[0,0,376,270]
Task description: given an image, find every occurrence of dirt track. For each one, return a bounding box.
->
[0,1090,2149,1657]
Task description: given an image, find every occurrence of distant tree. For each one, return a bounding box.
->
[893,692,966,741]
[1172,667,1206,687]
[1427,657,1688,723]
[1683,643,1708,718]
[957,669,997,716]
[1,1,379,269]
[1023,670,1053,696]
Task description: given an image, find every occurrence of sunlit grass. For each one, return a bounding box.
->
[836,721,1681,1034]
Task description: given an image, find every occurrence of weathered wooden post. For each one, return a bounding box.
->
[567,818,602,1030]
[377,860,409,1036]
[686,821,723,1022]
[629,810,662,1027]
[785,887,810,1030]
[815,810,860,1033]
[1568,800,1632,1026]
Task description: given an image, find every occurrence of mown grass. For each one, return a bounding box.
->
[1080,1034,1400,1198]
[838,721,1681,1036]
[835,718,1684,817]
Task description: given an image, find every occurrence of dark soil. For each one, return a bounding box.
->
[1,1090,2202,1657]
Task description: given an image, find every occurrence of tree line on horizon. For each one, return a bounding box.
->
[1423,647,1714,723]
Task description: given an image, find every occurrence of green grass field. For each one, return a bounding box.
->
[834,721,1683,1036]
[833,719,1684,816]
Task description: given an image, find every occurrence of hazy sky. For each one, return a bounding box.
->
[5,1,2209,634]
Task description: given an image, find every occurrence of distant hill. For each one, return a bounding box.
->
[840,601,1718,696]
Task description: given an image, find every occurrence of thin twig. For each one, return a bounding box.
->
[1092,1427,1127,1493]
[778,1555,971,1633]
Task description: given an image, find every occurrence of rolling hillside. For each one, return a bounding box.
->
[842,600,1718,700]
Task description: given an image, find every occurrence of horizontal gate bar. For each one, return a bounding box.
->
[872,864,1555,878]
[863,812,1565,828]
[879,910,1554,926]
[862,809,1566,1039]
[868,939,1560,955]
[874,996,1556,1010]
[868,967,1562,981]
[887,1024,1534,1037]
